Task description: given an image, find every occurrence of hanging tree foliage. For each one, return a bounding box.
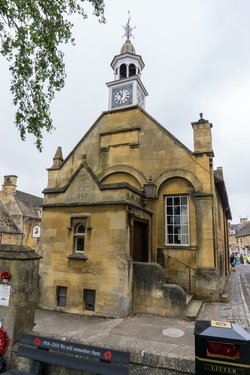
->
[0,0,105,151]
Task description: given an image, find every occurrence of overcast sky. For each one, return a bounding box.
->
[1,0,250,223]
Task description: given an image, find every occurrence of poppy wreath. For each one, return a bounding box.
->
[0,272,11,281]
[104,350,112,360]
[0,328,8,355]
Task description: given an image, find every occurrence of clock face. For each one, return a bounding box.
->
[111,85,133,108]
[114,89,130,104]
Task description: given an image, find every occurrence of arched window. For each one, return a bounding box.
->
[74,224,85,252]
[120,64,127,78]
[129,63,136,76]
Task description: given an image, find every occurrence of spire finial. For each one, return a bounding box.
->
[122,11,136,39]
[198,112,205,122]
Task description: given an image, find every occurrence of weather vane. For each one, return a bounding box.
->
[122,11,136,39]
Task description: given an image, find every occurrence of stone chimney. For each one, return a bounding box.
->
[1,175,17,198]
[240,218,248,225]
[191,114,214,156]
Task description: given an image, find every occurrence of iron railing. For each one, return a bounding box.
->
[164,254,211,295]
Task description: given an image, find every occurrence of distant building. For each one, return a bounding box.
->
[234,219,250,254]
[0,175,43,250]
[229,218,248,254]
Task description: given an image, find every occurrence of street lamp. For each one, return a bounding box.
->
[144,177,157,199]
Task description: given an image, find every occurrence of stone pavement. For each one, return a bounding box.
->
[219,268,250,326]
[32,310,196,374]
[26,269,250,375]
[198,268,250,327]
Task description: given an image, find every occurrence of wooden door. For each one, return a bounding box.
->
[132,220,149,262]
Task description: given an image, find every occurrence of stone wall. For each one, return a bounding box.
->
[0,244,41,348]
[132,262,186,318]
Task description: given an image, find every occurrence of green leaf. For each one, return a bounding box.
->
[0,0,105,151]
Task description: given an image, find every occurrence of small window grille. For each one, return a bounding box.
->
[84,289,96,311]
[57,286,67,307]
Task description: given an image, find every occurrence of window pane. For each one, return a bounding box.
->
[167,216,173,224]
[181,214,188,225]
[168,235,173,244]
[77,224,85,234]
[181,196,187,205]
[174,216,180,225]
[167,197,173,206]
[167,225,173,234]
[174,197,180,205]
[174,235,180,244]
[167,206,173,215]
[76,237,85,251]
[181,206,187,214]
[182,234,189,244]
[174,207,180,215]
[174,225,180,234]
[181,225,188,234]
[57,286,67,307]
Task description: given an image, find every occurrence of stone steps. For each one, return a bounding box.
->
[186,294,203,321]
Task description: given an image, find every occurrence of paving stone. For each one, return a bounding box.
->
[218,270,250,329]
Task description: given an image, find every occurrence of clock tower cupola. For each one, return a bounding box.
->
[106,13,148,110]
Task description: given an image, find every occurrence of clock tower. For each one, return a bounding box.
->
[106,13,148,110]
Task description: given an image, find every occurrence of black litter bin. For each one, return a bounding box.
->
[194,320,250,374]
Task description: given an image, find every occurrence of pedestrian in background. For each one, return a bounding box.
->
[230,253,234,266]
[243,254,247,267]
[234,254,238,267]
[240,254,244,266]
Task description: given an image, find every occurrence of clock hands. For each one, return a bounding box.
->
[117,91,123,103]
[121,91,127,101]
[114,88,130,105]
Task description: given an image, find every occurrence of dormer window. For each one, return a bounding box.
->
[74,224,85,252]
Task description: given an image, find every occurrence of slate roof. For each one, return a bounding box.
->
[229,223,244,235]
[0,200,21,233]
[214,173,232,220]
[13,190,43,218]
[0,187,43,234]
[235,222,250,238]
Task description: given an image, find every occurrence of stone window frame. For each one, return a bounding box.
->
[67,214,91,260]
[165,195,189,246]
[74,223,86,253]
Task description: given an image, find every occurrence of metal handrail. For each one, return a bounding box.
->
[165,254,211,294]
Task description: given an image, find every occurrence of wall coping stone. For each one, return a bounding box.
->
[0,244,42,260]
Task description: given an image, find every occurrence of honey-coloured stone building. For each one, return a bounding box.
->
[37,22,231,318]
